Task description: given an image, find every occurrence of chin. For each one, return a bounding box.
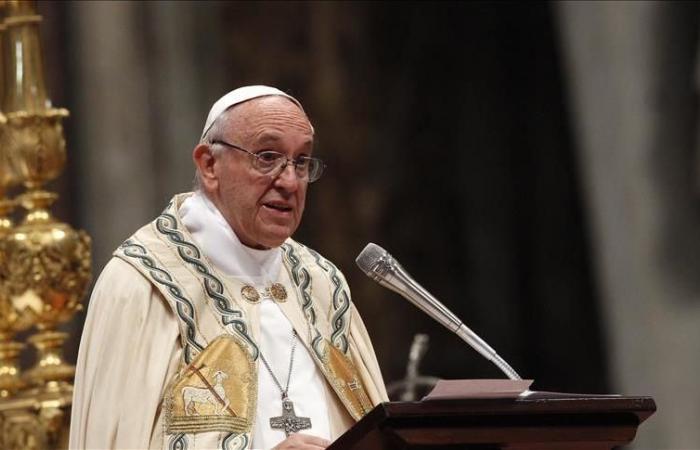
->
[258,232,292,249]
[253,222,298,249]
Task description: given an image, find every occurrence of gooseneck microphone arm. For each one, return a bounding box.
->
[356,243,521,381]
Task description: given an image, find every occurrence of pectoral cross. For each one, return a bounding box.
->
[269,398,312,436]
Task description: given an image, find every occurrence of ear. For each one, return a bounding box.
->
[193,143,219,192]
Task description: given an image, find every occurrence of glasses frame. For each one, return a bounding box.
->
[210,139,325,183]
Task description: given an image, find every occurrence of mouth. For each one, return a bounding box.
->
[262,202,293,213]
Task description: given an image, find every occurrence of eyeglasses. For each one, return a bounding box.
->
[211,139,325,183]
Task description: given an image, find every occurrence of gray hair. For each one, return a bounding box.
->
[193,108,232,191]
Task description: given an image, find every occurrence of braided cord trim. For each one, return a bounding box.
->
[308,248,351,354]
[155,211,259,360]
[168,433,188,450]
[281,243,325,358]
[119,240,204,364]
[222,432,249,450]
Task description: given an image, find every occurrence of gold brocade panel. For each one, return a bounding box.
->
[322,341,373,421]
[165,335,257,435]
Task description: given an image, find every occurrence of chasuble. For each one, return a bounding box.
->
[69,193,387,450]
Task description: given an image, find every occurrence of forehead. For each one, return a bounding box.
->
[224,96,314,144]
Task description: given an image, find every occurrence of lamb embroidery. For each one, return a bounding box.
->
[182,365,235,416]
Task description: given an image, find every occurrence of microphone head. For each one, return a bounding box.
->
[355,242,389,275]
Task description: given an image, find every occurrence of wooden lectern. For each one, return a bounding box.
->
[329,392,656,450]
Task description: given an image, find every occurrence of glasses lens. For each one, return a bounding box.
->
[307,158,325,183]
[254,151,285,173]
[251,151,324,182]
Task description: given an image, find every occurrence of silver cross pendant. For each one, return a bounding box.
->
[270,398,312,437]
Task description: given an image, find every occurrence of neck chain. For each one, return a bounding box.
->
[259,329,297,399]
[260,329,312,436]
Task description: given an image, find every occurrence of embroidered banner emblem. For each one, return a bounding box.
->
[166,335,257,435]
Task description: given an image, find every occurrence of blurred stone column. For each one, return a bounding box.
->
[68,1,157,269]
[557,2,700,448]
[144,1,228,198]
[64,1,226,357]
[67,1,225,270]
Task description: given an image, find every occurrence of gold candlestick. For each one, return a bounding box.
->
[1,0,91,395]
[0,63,28,399]
[0,2,90,448]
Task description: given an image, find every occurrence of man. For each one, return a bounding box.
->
[69,86,387,450]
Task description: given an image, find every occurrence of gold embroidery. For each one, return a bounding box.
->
[183,366,236,416]
[269,283,287,302]
[166,335,257,434]
[241,283,288,304]
[321,340,373,420]
[241,285,260,304]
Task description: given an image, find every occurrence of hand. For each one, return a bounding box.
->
[272,433,331,450]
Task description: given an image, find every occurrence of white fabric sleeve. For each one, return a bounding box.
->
[69,257,182,450]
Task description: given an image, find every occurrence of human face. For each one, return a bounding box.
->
[208,96,314,249]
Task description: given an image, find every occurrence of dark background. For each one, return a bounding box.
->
[30,1,700,448]
[36,1,608,393]
[216,1,607,393]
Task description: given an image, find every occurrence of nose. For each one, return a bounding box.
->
[273,163,301,191]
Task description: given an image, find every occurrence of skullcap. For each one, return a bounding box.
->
[201,85,307,139]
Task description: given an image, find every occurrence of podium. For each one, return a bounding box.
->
[329,392,656,450]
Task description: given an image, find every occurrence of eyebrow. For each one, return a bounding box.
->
[254,132,314,151]
[255,133,282,145]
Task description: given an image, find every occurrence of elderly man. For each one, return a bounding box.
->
[69,86,387,450]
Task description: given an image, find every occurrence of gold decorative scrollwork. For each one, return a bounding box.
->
[0,409,48,450]
[5,219,91,330]
[4,110,68,190]
[0,1,92,449]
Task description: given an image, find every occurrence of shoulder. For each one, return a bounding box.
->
[283,238,349,282]
[86,257,164,322]
[94,257,151,291]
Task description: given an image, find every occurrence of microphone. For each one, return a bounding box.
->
[356,243,521,380]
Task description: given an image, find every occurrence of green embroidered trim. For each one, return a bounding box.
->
[168,434,188,450]
[281,243,316,324]
[222,432,249,450]
[155,211,259,360]
[120,240,204,364]
[281,242,325,359]
[308,248,351,354]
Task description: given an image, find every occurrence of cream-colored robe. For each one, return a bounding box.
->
[69,194,387,449]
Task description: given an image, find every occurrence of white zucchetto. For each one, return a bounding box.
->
[201,85,308,139]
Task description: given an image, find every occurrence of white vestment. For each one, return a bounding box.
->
[69,192,387,450]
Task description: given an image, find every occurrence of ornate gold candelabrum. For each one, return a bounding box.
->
[0,0,28,401]
[3,0,91,393]
[0,1,92,449]
[0,112,31,400]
